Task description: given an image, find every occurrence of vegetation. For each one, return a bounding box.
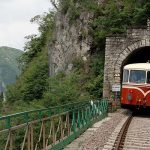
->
[2,53,104,115]
[42,52,104,107]
[1,0,150,115]
[89,0,150,51]
[5,12,55,103]
[59,0,150,51]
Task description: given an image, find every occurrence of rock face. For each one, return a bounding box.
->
[49,8,92,76]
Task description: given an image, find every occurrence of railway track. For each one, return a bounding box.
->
[103,111,150,150]
[113,114,132,150]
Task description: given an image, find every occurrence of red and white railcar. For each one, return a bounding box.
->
[121,63,150,107]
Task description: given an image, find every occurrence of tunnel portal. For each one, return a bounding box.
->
[103,20,150,99]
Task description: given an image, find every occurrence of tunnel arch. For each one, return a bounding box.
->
[114,39,150,83]
[120,46,150,83]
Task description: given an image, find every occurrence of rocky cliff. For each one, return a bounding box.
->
[49,5,93,76]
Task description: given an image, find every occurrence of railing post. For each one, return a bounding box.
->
[30,124,34,150]
[6,116,11,129]
[77,110,81,128]
[9,131,13,150]
[61,115,64,140]
[38,111,42,121]
[67,112,70,136]
[24,112,29,124]
[43,121,46,150]
[52,119,56,144]
[88,106,91,123]
[85,107,88,124]
[81,109,84,126]
[72,110,76,132]
[27,126,31,150]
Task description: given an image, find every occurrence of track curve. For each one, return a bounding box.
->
[103,110,150,150]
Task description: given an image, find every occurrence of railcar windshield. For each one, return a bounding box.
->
[129,70,146,83]
[123,69,129,82]
[147,71,150,83]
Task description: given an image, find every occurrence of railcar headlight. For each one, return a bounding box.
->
[127,93,132,101]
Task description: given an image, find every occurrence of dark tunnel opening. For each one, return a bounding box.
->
[121,46,150,82]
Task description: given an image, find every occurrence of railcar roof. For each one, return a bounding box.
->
[124,63,150,70]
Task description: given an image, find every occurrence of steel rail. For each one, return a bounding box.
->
[113,113,133,150]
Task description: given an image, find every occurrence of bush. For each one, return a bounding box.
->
[86,74,103,99]
[6,50,49,102]
[43,72,82,107]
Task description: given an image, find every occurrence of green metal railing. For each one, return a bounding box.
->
[0,99,108,150]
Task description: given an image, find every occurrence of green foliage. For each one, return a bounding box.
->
[60,0,80,24]
[72,57,84,71]
[90,53,104,76]
[59,0,150,51]
[82,0,150,50]
[69,5,80,24]
[60,0,71,14]
[6,11,55,103]
[86,53,104,98]
[20,12,55,69]
[6,50,49,102]
[43,73,80,106]
[0,100,43,116]
[86,74,103,98]
[56,0,149,53]
[42,53,104,107]
[43,69,89,107]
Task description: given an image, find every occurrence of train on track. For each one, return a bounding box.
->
[121,63,150,108]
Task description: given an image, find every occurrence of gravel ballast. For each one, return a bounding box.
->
[64,109,129,150]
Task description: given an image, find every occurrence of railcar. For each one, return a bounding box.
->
[121,63,150,108]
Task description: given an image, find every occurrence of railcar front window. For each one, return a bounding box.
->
[129,70,146,83]
[147,71,150,83]
[123,69,129,82]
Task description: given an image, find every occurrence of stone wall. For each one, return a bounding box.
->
[103,20,150,98]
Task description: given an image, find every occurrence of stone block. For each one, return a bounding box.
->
[145,38,150,46]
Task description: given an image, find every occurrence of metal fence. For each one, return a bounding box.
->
[0,100,108,150]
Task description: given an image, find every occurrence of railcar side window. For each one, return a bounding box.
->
[147,71,150,84]
[129,70,146,83]
[123,69,129,82]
